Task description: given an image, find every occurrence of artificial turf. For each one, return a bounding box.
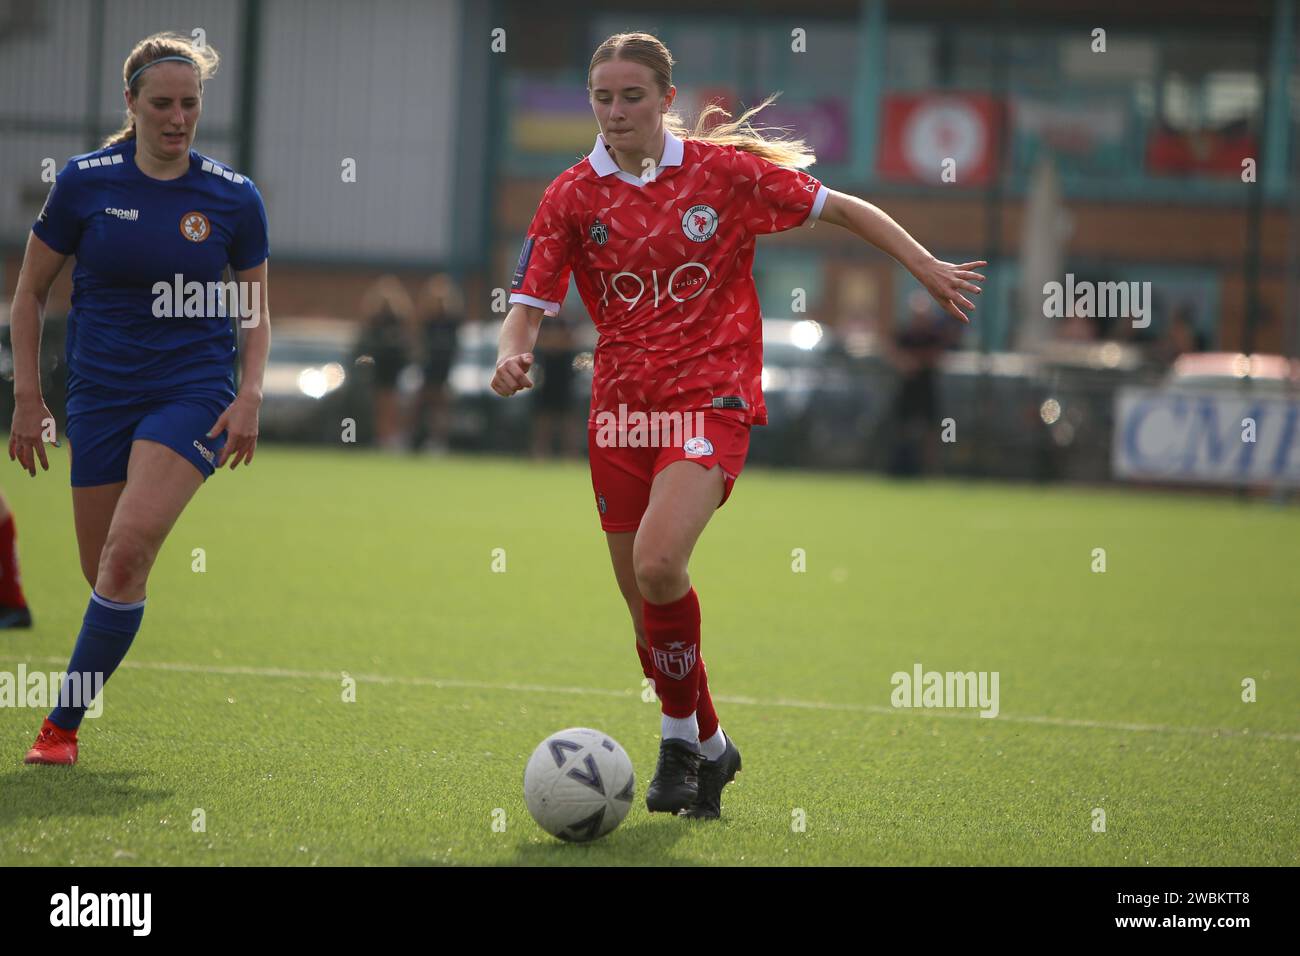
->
[2,445,1296,865]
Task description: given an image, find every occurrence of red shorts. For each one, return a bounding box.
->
[587,412,752,533]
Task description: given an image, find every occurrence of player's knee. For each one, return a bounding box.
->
[80,558,98,589]
[95,528,156,596]
[633,552,685,604]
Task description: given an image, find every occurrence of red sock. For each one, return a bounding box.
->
[697,657,719,742]
[635,642,717,734]
[0,514,27,608]
[641,586,701,719]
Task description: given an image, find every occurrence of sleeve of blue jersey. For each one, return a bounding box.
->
[228,176,270,272]
[31,159,84,256]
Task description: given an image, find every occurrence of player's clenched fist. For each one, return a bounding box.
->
[492,352,535,397]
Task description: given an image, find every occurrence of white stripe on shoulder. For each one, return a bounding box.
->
[78,154,126,171]
[201,158,246,185]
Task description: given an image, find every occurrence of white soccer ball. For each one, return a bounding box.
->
[523,727,635,842]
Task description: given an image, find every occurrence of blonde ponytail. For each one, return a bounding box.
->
[665,92,816,169]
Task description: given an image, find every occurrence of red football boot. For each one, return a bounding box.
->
[24,718,78,765]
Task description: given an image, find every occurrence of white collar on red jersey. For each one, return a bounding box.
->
[588,126,684,180]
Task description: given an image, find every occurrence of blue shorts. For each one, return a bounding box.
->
[66,385,232,487]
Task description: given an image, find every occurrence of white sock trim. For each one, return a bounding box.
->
[662,712,699,744]
[700,727,727,761]
[91,590,146,611]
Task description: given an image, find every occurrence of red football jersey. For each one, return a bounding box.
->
[509,128,828,427]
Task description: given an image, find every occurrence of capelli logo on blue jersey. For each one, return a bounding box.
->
[105,207,139,221]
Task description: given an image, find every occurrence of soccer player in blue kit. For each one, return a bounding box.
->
[7,33,271,765]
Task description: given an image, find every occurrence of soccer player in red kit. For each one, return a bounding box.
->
[0,489,33,628]
[493,33,985,819]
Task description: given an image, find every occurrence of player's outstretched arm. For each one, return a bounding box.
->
[492,303,545,397]
[8,232,67,476]
[819,189,986,325]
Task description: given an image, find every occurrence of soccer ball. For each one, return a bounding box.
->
[523,728,635,842]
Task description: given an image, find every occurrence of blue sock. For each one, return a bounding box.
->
[49,592,145,730]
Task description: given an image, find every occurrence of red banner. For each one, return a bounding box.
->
[878,93,1001,185]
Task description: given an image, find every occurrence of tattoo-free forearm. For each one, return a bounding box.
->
[9,290,44,402]
[828,191,934,274]
[497,304,544,364]
[237,312,270,400]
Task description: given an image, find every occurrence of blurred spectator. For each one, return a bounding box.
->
[354,275,415,451]
[831,268,881,358]
[885,291,952,477]
[1155,303,1207,367]
[1058,309,1099,342]
[531,313,582,460]
[412,274,464,454]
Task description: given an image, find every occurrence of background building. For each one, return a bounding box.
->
[2,0,1297,483]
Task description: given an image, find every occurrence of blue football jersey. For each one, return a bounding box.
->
[33,138,270,399]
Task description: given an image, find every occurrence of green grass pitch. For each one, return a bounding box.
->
[1,444,1296,865]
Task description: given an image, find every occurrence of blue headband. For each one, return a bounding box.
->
[127,55,197,89]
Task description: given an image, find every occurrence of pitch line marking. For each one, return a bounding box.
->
[14,655,1300,743]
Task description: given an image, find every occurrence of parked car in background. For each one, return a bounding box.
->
[447,318,546,451]
[258,320,359,444]
[448,317,873,464]
[750,318,877,468]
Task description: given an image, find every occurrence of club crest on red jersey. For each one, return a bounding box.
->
[653,641,698,680]
[589,219,609,246]
[682,204,718,242]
